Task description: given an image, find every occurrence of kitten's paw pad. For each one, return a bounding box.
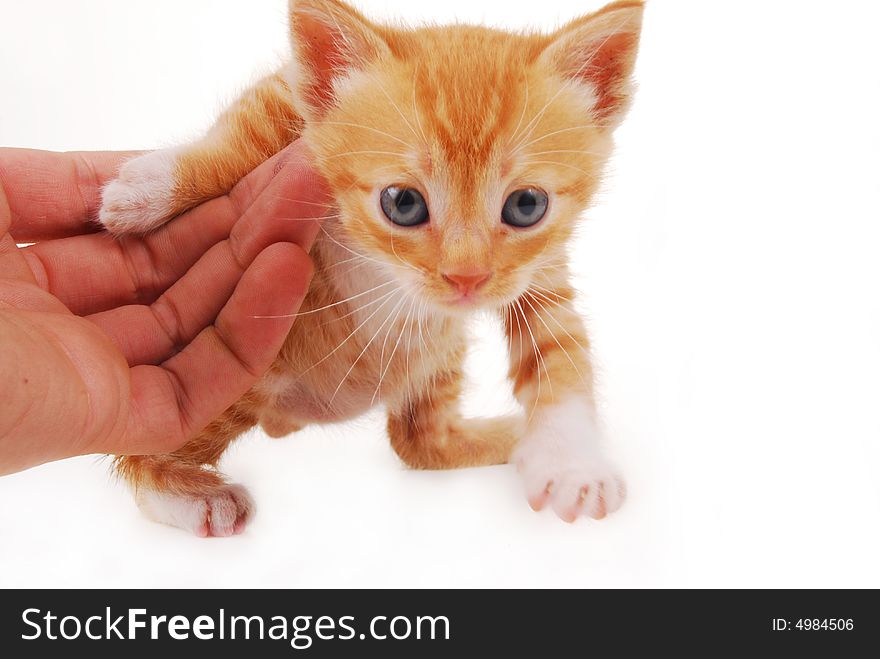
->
[136,484,255,537]
[514,445,625,522]
[99,149,179,234]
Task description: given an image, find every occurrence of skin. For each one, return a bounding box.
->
[0,141,330,476]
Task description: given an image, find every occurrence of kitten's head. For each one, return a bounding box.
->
[288,0,643,312]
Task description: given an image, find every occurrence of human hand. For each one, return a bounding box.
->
[0,142,329,475]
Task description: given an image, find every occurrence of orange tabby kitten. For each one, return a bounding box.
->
[101,0,644,536]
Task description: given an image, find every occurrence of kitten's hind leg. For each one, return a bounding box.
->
[387,368,524,470]
[115,401,258,537]
[100,72,302,235]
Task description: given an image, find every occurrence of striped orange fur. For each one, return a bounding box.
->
[108,0,644,532]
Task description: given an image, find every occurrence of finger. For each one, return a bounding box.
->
[0,233,36,284]
[229,141,331,264]
[18,141,330,315]
[112,242,312,455]
[0,149,138,241]
[0,181,39,284]
[87,239,244,365]
[20,208,234,315]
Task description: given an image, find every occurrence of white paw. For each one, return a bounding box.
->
[513,398,626,522]
[136,484,255,537]
[99,148,180,234]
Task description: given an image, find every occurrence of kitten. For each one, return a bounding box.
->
[101,0,644,536]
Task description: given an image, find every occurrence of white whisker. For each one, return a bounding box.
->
[416,297,429,356]
[390,231,427,276]
[271,197,334,208]
[322,286,398,326]
[523,291,585,385]
[319,225,389,269]
[526,288,589,355]
[404,292,419,396]
[529,282,573,304]
[329,291,408,408]
[521,297,553,405]
[513,125,598,152]
[524,149,604,158]
[275,213,342,222]
[411,62,430,145]
[253,279,396,319]
[514,299,544,423]
[300,287,401,375]
[325,254,365,269]
[508,75,531,148]
[373,292,408,404]
[520,160,593,177]
[319,150,409,160]
[372,293,415,404]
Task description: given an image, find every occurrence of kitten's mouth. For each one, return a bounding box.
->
[437,290,511,314]
[427,291,486,314]
[449,292,481,306]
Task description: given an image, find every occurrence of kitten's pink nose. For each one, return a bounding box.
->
[442,269,491,295]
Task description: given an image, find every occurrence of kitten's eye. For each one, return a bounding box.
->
[380,186,429,227]
[501,188,549,228]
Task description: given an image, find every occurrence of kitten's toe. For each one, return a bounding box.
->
[136,483,255,537]
[550,468,626,521]
[99,148,180,235]
[515,442,625,522]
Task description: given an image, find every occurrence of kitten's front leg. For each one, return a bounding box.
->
[100,72,301,234]
[387,358,523,470]
[505,286,625,521]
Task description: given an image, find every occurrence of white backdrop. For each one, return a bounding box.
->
[1,0,878,588]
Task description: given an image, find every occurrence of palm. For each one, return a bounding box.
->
[0,144,328,474]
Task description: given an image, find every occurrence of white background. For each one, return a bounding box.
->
[1,0,879,587]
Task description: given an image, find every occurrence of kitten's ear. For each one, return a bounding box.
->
[540,0,644,128]
[288,0,390,120]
